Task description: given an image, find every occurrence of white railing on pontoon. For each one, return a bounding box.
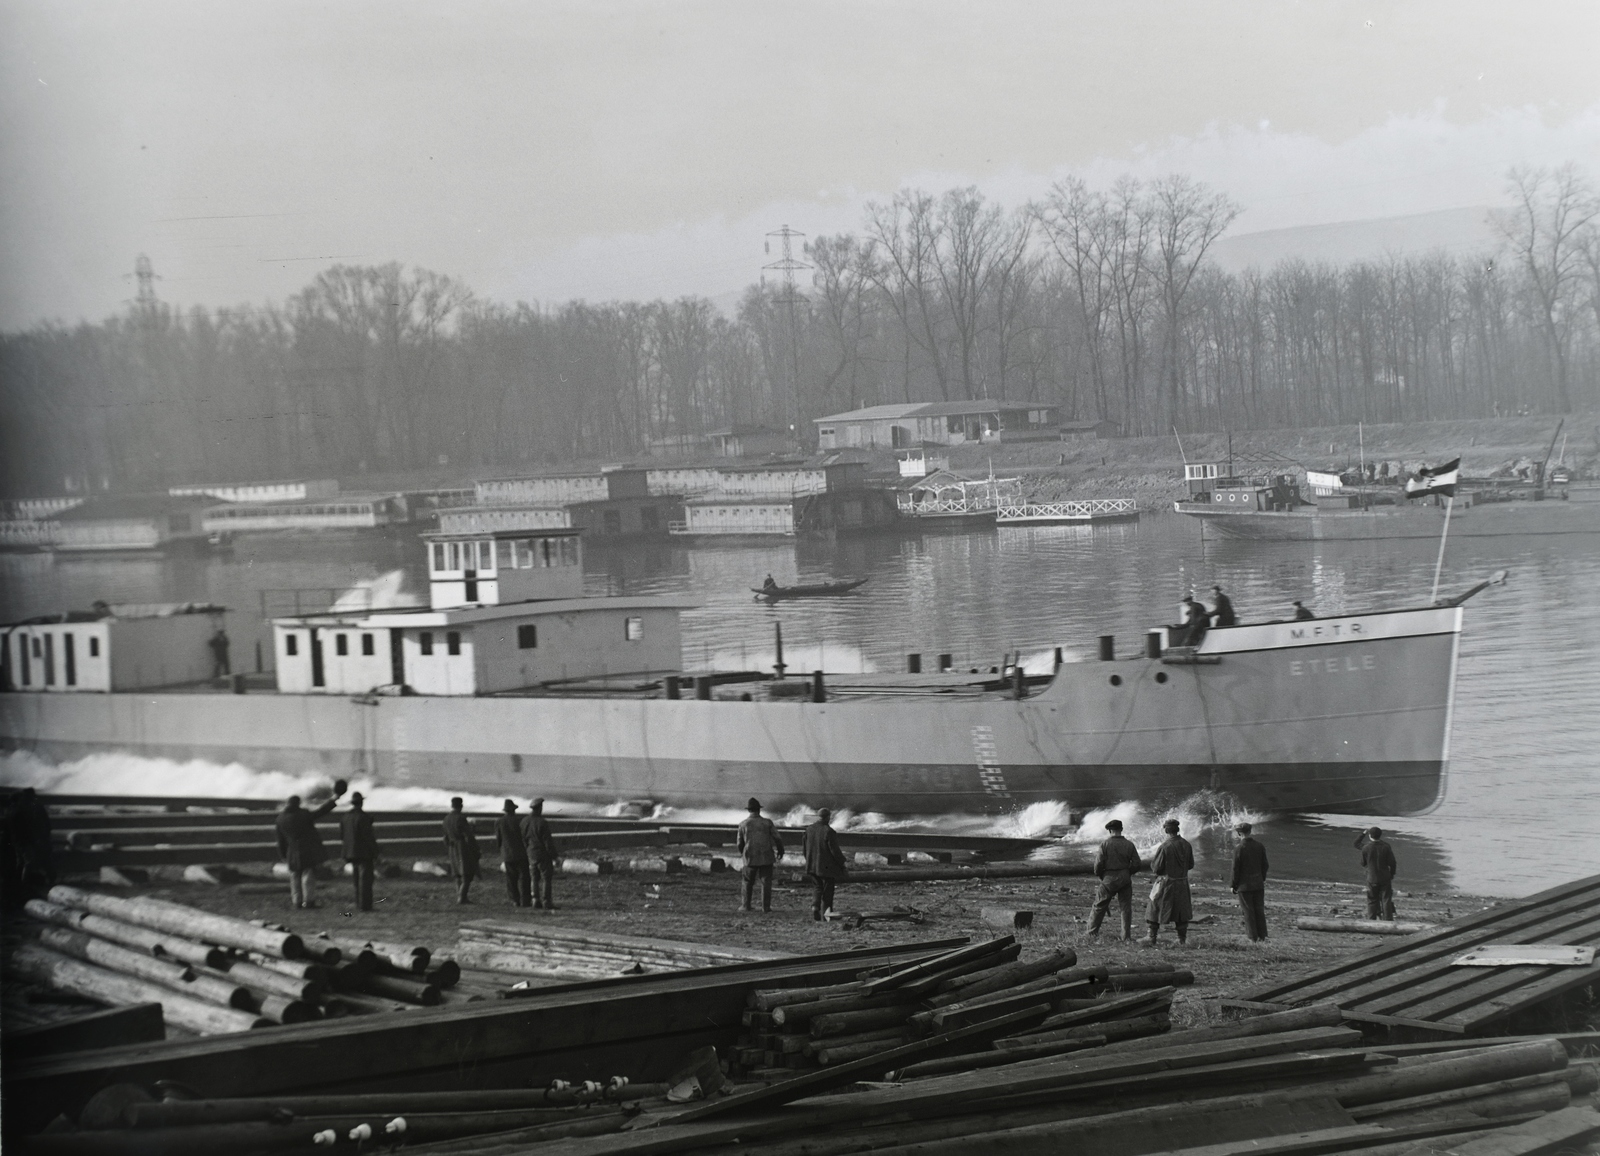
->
[996,498,1139,522]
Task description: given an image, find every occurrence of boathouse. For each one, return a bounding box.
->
[2,603,226,693]
[671,500,796,536]
[47,495,216,552]
[814,401,1061,450]
[200,493,405,534]
[169,478,339,504]
[437,506,572,534]
[706,425,795,457]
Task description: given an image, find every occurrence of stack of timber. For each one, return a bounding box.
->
[2,938,969,1138]
[454,920,790,978]
[731,937,1196,1077]
[1236,871,1600,1035]
[8,886,475,1037]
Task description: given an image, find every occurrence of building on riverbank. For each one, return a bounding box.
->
[815,401,1062,449]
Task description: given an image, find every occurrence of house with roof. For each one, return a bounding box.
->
[813,401,1061,450]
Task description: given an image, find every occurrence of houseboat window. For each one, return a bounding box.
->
[515,539,535,568]
[18,636,31,685]
[446,631,461,656]
[479,540,494,570]
[32,637,41,658]
[64,633,75,686]
[624,616,644,642]
[335,634,348,656]
[89,637,100,657]
[819,428,834,437]
[43,633,55,685]
[496,539,513,569]
[285,633,299,657]
[420,632,434,656]
[431,543,446,572]
[518,624,538,649]
[361,633,375,656]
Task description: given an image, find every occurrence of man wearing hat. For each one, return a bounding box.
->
[523,798,558,910]
[275,778,347,910]
[496,799,531,907]
[1088,819,1144,940]
[1231,822,1270,941]
[441,797,480,904]
[339,790,379,912]
[1144,818,1195,946]
[802,808,849,922]
[736,798,785,913]
[1354,826,1398,921]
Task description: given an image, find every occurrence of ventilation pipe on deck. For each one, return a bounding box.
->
[1098,636,1115,662]
[1145,631,1163,659]
[906,653,922,674]
[811,671,826,703]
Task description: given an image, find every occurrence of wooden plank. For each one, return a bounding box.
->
[1388,1105,1600,1156]
[1450,946,1596,967]
[1437,962,1600,1031]
[1242,875,1600,1005]
[1338,1010,1469,1034]
[0,1003,166,1059]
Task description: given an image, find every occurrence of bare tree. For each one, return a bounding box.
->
[1148,175,1240,429]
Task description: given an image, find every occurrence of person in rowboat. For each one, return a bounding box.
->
[763,574,778,592]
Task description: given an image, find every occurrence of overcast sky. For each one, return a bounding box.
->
[2,0,1597,329]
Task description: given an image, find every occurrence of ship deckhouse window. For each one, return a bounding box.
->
[518,624,538,649]
[431,543,445,573]
[447,631,461,656]
[624,616,644,642]
[420,632,434,656]
[361,633,375,656]
[335,634,348,656]
[285,634,299,657]
[89,637,100,657]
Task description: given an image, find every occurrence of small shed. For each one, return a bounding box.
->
[706,426,795,458]
[3,603,227,693]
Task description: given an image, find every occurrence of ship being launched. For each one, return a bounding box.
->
[1,526,1494,819]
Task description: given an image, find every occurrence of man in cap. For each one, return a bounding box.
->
[441,797,480,904]
[496,799,531,907]
[1231,822,1270,941]
[1210,585,1237,628]
[1180,595,1208,647]
[1144,818,1195,946]
[1354,826,1398,921]
[523,798,558,910]
[802,808,849,922]
[736,797,784,913]
[1088,819,1144,940]
[274,778,346,910]
[339,790,379,912]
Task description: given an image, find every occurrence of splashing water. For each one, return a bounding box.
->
[332,569,421,612]
[1055,790,1272,858]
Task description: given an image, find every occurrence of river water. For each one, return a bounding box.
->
[3,509,1597,898]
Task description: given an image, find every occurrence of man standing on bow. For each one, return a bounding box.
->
[1144,818,1195,946]
[1210,585,1237,628]
[802,808,849,922]
[496,799,531,908]
[442,797,480,904]
[1088,819,1144,941]
[340,791,379,912]
[1231,821,1270,941]
[523,798,558,910]
[736,797,784,913]
[1354,826,1398,921]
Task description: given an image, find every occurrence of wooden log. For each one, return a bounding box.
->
[1380,1082,1573,1124]
[34,927,253,1011]
[1104,969,1193,991]
[862,937,1013,994]
[123,1089,655,1127]
[329,991,412,1015]
[1030,987,1174,1032]
[242,993,318,1024]
[803,1026,906,1057]
[0,1004,165,1060]
[239,953,330,982]
[891,1036,1107,1079]
[1104,1001,1345,1052]
[363,973,442,1006]
[1351,1071,1569,1120]
[423,959,461,989]
[206,959,326,1004]
[1295,916,1440,935]
[771,989,919,1029]
[811,1004,919,1039]
[1392,1105,1600,1156]
[910,977,1089,1036]
[24,899,233,971]
[47,885,308,961]
[998,1011,1171,1050]
[816,1037,911,1065]
[931,948,1077,1005]
[900,944,1023,996]
[1050,965,1111,986]
[312,934,430,972]
[1325,1040,1571,1108]
[9,945,270,1036]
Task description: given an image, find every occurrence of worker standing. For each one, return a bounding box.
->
[736,797,784,914]
[802,808,849,922]
[1144,818,1195,946]
[275,779,346,910]
[209,626,231,680]
[1087,819,1143,941]
[523,798,558,910]
[1210,585,1237,628]
[1231,822,1270,941]
[1354,827,1398,921]
[496,799,531,908]
[340,791,379,912]
[442,797,480,904]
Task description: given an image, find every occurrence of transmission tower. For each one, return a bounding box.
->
[133,254,159,306]
[762,226,810,424]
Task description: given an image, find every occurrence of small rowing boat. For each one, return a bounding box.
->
[752,578,868,601]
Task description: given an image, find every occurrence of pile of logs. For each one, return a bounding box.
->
[732,936,1195,1076]
[454,919,788,978]
[13,886,481,1036]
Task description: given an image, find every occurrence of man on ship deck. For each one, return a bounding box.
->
[737,797,784,914]
[1143,818,1195,946]
[1210,586,1237,628]
[1354,827,1399,921]
[1087,819,1144,941]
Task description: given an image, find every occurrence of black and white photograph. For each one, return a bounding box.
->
[2,2,1599,1148]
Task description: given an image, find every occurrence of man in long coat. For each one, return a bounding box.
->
[1231,821,1270,941]
[442,797,480,904]
[496,799,531,907]
[1354,827,1398,920]
[736,797,784,913]
[1088,819,1144,940]
[523,798,558,910]
[340,791,379,912]
[1144,818,1196,945]
[802,808,848,922]
[275,779,346,909]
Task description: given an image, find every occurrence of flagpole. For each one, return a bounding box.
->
[1430,495,1455,604]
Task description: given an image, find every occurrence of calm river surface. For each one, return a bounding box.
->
[4,509,1597,897]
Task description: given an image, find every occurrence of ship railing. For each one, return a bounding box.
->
[897,496,997,516]
[996,498,1138,520]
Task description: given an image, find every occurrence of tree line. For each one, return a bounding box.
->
[2,165,1597,495]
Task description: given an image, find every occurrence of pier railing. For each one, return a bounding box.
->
[997,498,1138,522]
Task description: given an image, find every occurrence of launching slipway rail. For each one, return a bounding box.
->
[0,524,1505,819]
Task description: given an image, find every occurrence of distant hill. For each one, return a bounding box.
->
[1209,207,1500,272]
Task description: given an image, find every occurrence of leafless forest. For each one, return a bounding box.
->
[2,166,1597,494]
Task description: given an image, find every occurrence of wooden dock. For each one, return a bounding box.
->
[996,497,1140,525]
[1233,872,1600,1035]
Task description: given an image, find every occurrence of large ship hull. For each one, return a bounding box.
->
[1,608,1461,818]
[1175,496,1600,541]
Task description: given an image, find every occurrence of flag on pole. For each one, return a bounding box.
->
[1406,457,1460,499]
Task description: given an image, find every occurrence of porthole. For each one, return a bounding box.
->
[1155,671,1169,684]
[1108,675,1122,687]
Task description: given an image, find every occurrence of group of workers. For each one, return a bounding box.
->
[1088,817,1399,943]
[1177,587,1319,647]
